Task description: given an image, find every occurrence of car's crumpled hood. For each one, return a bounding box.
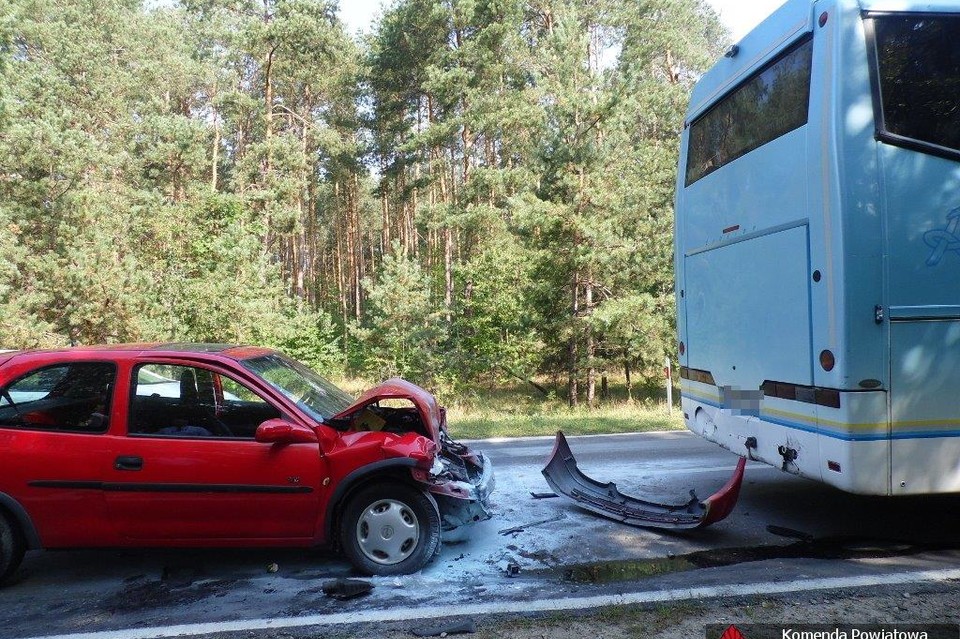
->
[331,377,443,443]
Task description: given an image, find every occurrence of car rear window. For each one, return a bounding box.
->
[0,362,116,433]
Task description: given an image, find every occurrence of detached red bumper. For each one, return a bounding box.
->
[541,431,745,529]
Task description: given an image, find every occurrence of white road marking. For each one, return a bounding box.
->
[22,567,960,639]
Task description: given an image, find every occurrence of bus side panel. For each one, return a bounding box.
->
[684,225,814,390]
[890,320,960,494]
[816,391,890,494]
[831,0,885,392]
[880,139,960,493]
[807,0,890,495]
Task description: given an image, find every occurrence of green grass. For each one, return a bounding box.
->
[446,399,683,440]
[445,379,684,440]
[338,376,685,440]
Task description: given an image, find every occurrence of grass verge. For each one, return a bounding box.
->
[446,401,683,440]
[338,377,685,440]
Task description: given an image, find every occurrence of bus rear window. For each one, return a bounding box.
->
[872,14,960,159]
[685,38,813,186]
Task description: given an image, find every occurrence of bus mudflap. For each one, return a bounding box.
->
[541,431,746,529]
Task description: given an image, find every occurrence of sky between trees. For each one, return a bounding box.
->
[339,0,789,41]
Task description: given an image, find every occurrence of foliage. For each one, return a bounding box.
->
[0,0,726,403]
[351,243,447,386]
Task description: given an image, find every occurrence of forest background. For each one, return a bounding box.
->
[0,0,728,412]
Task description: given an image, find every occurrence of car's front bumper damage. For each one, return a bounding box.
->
[412,437,495,539]
[432,452,494,532]
[542,431,745,529]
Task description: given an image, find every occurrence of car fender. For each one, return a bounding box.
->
[0,492,42,549]
[323,458,440,544]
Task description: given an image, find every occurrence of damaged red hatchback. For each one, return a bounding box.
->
[0,344,493,583]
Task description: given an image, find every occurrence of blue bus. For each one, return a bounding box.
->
[675,0,960,494]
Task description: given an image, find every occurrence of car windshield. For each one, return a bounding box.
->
[240,353,354,421]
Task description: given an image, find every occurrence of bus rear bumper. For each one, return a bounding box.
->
[680,391,894,495]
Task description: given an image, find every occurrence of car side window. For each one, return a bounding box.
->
[0,362,115,433]
[129,364,281,439]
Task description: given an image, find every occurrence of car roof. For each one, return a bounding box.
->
[0,343,276,363]
[150,343,235,353]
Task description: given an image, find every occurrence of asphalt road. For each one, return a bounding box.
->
[3,431,960,639]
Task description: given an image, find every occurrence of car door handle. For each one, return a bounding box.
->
[114,456,143,471]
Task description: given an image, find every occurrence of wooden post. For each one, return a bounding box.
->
[664,356,673,415]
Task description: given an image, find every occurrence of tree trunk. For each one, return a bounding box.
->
[264,45,277,172]
[262,43,278,257]
[444,226,453,324]
[625,356,633,402]
[335,180,348,327]
[305,132,317,306]
[380,154,390,254]
[210,100,219,192]
[568,273,580,408]
[586,276,595,408]
[352,171,362,321]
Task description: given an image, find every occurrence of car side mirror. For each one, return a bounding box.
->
[255,419,317,444]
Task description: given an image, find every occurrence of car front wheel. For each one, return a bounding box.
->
[0,510,25,585]
[340,484,440,575]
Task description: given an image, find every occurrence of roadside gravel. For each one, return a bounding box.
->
[187,583,960,639]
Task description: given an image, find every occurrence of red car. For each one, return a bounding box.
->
[0,344,494,583]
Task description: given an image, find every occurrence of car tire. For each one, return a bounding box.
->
[0,510,25,585]
[339,484,441,576]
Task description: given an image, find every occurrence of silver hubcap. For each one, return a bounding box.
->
[356,498,420,565]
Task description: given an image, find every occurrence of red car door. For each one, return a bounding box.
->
[0,360,121,547]
[103,360,326,543]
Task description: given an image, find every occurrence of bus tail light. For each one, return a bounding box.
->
[819,349,835,372]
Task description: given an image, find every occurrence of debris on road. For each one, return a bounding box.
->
[530,491,559,499]
[766,525,814,542]
[541,431,746,529]
[159,565,201,587]
[498,514,565,536]
[321,578,373,600]
[411,619,477,637]
[266,563,279,573]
